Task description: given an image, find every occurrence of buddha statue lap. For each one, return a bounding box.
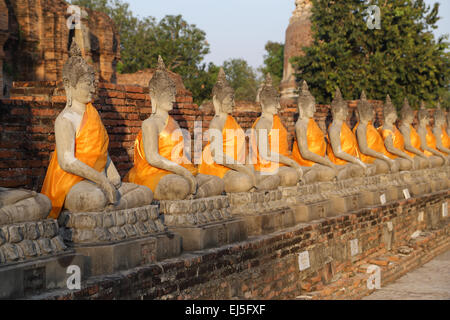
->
[416,102,447,166]
[199,69,279,193]
[327,88,373,177]
[378,95,417,171]
[292,82,355,181]
[125,56,224,200]
[251,74,315,186]
[41,41,153,219]
[354,91,400,174]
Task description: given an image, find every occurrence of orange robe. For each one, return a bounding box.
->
[407,125,422,157]
[378,127,407,159]
[292,118,327,167]
[250,115,289,173]
[199,115,246,178]
[125,116,197,192]
[423,126,448,156]
[41,103,109,219]
[353,122,389,164]
[441,125,450,149]
[327,122,360,165]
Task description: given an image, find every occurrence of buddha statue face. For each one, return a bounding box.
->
[418,102,430,126]
[400,98,414,125]
[331,88,348,121]
[434,104,445,126]
[357,91,374,122]
[260,73,281,115]
[212,68,235,115]
[63,41,96,107]
[297,80,316,119]
[383,95,397,126]
[149,56,176,113]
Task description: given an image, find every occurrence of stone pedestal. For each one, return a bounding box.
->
[291,200,330,222]
[160,196,247,251]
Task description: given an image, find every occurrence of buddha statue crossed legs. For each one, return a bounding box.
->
[125,56,224,200]
[199,69,279,192]
[354,91,399,174]
[41,41,152,219]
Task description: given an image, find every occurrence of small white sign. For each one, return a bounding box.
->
[443,202,448,218]
[350,239,359,256]
[418,211,424,222]
[366,265,381,290]
[298,251,310,271]
[387,221,393,232]
[380,194,386,205]
[403,189,411,200]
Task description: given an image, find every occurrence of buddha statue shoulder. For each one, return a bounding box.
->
[250,74,308,186]
[41,41,153,219]
[378,95,416,171]
[199,69,279,192]
[125,56,224,200]
[416,101,447,166]
[354,91,399,174]
[432,102,450,157]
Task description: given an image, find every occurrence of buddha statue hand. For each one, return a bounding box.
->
[239,165,258,188]
[180,168,197,195]
[293,163,304,180]
[100,177,119,205]
[388,159,399,173]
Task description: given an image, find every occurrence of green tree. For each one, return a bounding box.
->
[292,0,450,108]
[259,41,284,87]
[223,58,259,101]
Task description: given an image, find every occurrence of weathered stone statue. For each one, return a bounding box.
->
[199,69,279,192]
[251,74,315,186]
[378,95,416,171]
[327,88,368,176]
[354,91,399,174]
[0,187,51,226]
[125,56,224,200]
[432,103,450,154]
[447,111,450,137]
[41,41,152,219]
[398,98,432,168]
[416,101,447,166]
[292,81,353,180]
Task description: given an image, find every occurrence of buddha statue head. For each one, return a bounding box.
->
[434,102,445,126]
[62,41,96,108]
[212,68,235,115]
[259,73,280,115]
[297,80,316,119]
[400,98,414,125]
[331,87,348,121]
[356,91,374,123]
[417,101,430,127]
[149,56,176,113]
[383,95,397,126]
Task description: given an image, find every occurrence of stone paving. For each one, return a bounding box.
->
[363,250,450,300]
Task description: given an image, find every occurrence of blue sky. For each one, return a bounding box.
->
[125,0,450,70]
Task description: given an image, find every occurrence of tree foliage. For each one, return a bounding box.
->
[223,59,259,101]
[292,0,450,108]
[259,41,284,88]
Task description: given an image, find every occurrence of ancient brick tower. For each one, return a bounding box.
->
[280,0,313,102]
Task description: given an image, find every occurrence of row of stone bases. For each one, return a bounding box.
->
[1,165,449,298]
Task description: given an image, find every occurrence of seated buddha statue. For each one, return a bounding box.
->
[41,41,153,219]
[398,98,432,169]
[199,69,279,192]
[0,187,51,226]
[292,82,354,181]
[125,56,224,200]
[377,95,416,171]
[354,91,399,174]
[327,88,371,177]
[432,103,450,155]
[251,74,316,186]
[416,102,447,166]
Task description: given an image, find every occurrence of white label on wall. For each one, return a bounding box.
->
[380,194,387,205]
[366,265,381,290]
[403,189,411,200]
[387,221,393,232]
[298,251,310,271]
[418,211,424,222]
[443,202,448,217]
[350,239,359,256]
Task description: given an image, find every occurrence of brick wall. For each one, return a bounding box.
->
[38,191,450,300]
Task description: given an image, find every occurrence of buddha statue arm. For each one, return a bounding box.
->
[255,118,303,177]
[399,125,428,159]
[356,124,394,166]
[329,122,366,168]
[55,116,118,204]
[433,127,450,155]
[106,155,122,188]
[142,120,197,194]
[295,122,336,169]
[383,133,414,163]
[418,127,446,160]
